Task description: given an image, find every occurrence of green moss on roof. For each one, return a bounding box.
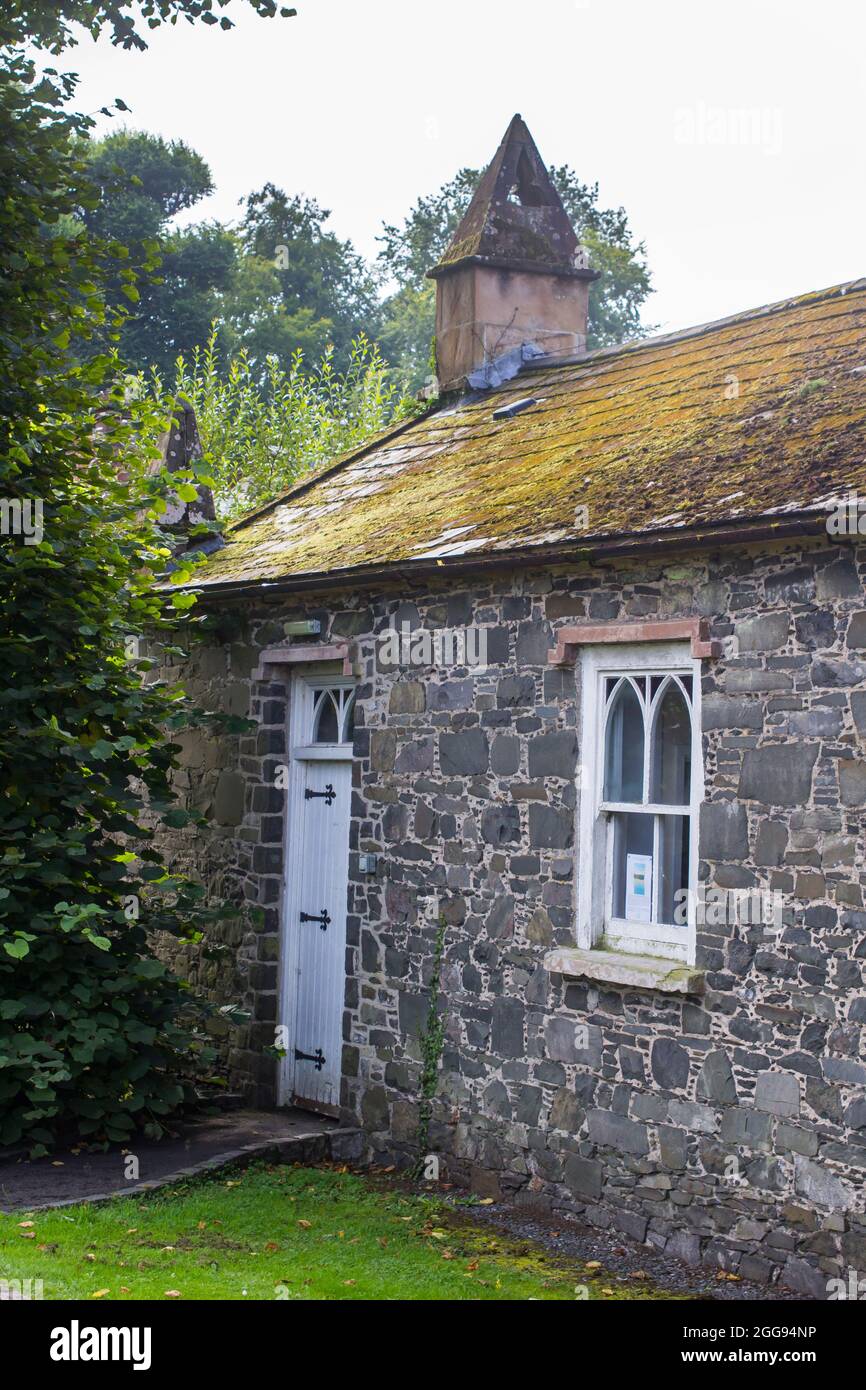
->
[196,279,866,589]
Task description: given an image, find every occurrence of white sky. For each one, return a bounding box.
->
[62,0,865,335]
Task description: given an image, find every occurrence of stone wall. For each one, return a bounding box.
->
[156,534,866,1294]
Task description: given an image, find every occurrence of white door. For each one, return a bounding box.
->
[280,676,355,1113]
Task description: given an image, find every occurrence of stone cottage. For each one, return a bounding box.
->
[160,116,866,1294]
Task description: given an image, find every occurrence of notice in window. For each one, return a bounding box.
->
[625,853,653,923]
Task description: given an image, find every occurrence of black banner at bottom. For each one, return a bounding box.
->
[5,1293,855,1375]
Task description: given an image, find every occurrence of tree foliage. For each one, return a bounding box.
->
[82,130,240,375]
[153,330,416,521]
[79,138,383,378]
[236,185,381,372]
[4,1,295,54]
[0,0,288,1153]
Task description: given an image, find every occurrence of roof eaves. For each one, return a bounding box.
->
[191,509,828,601]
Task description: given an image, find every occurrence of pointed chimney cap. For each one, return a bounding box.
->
[428,114,594,281]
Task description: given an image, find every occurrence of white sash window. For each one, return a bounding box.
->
[578,642,702,964]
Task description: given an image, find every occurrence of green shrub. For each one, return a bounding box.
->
[0,8,249,1156]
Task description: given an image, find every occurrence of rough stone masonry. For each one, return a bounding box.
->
[153,532,866,1297]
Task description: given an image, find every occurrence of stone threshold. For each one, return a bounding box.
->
[544,946,705,996]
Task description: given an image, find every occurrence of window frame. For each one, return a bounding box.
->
[577,641,702,964]
[291,673,356,762]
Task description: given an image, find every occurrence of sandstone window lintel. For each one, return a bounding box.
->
[548,618,721,667]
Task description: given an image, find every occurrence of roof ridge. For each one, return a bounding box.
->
[522,276,866,376]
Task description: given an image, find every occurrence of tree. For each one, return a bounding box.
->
[81,138,378,377]
[0,0,289,1152]
[237,184,381,372]
[214,248,336,371]
[377,164,653,391]
[82,130,239,375]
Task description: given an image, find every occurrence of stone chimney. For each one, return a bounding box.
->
[428,114,598,392]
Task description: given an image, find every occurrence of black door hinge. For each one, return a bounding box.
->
[294,1047,326,1071]
[300,908,330,931]
[305,783,335,805]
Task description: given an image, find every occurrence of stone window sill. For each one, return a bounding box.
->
[544,946,705,996]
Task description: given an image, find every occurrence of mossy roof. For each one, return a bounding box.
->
[196,278,866,591]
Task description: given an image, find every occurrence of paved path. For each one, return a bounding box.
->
[0,1109,361,1212]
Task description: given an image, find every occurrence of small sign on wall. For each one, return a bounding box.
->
[625,853,653,923]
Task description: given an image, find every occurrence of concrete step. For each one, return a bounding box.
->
[0,1109,364,1212]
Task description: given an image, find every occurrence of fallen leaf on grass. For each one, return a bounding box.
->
[18,1221,34,1229]
[164,1290,182,1298]
[264,1241,280,1252]
[91,1289,110,1299]
[297,1220,312,1230]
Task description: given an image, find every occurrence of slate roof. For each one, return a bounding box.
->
[195,278,866,593]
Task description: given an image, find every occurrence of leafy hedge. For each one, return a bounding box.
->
[0,3,282,1154]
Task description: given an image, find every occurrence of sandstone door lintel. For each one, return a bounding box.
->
[254,642,356,681]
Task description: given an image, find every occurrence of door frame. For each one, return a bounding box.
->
[277,666,355,1110]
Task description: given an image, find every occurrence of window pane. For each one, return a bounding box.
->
[650,682,692,804]
[658,814,690,925]
[611,811,654,921]
[603,680,645,802]
[342,692,355,743]
[313,691,339,742]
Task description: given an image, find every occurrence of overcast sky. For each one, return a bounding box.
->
[63,0,865,336]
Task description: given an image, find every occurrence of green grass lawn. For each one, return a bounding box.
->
[0,1163,677,1301]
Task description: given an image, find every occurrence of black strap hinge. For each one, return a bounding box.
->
[305,783,335,806]
[300,908,330,931]
[294,1047,326,1071]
